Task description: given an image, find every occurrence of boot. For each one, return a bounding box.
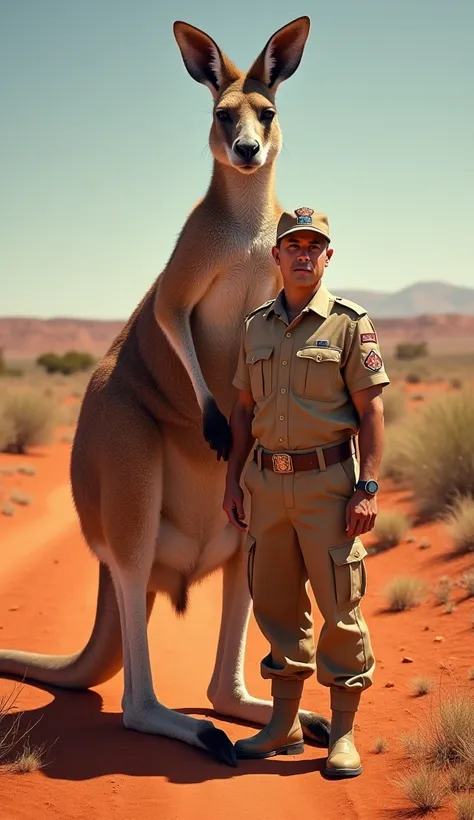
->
[324,710,362,778]
[234,697,304,759]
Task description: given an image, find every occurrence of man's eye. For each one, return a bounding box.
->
[216,110,231,122]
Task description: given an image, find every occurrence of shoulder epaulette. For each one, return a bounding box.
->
[243,299,274,321]
[332,295,367,317]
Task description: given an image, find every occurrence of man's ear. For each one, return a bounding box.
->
[325,248,334,266]
[272,245,280,265]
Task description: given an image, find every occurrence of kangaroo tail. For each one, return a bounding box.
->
[0,563,154,689]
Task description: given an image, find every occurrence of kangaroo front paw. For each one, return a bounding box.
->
[203,397,232,461]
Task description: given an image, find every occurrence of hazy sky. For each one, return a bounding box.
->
[1,0,473,319]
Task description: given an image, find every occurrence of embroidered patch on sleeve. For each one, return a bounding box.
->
[360,332,377,344]
[364,349,383,372]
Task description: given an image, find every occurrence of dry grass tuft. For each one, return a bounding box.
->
[468,669,474,681]
[448,762,474,793]
[373,736,388,753]
[0,683,49,775]
[455,794,474,820]
[384,576,427,611]
[460,571,474,598]
[382,386,406,425]
[380,423,413,486]
[401,389,474,520]
[444,496,474,556]
[412,677,434,697]
[372,510,410,551]
[396,765,446,812]
[0,390,57,454]
[435,576,454,605]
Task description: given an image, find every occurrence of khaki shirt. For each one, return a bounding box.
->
[233,283,390,451]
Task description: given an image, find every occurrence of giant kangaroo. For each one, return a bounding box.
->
[0,16,330,764]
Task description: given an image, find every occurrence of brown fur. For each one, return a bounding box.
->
[0,17,331,760]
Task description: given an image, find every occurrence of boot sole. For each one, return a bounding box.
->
[324,765,363,779]
[235,740,305,760]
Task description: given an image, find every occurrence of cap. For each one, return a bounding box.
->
[276,207,331,244]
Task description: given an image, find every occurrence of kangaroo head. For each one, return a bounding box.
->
[174,17,310,174]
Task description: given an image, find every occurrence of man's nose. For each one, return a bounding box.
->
[234,139,260,161]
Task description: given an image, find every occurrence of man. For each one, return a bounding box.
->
[222,207,390,778]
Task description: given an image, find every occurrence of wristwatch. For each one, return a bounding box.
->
[356,479,379,496]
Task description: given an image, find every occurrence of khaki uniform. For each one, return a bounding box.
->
[233,283,390,713]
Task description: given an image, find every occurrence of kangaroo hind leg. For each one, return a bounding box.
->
[100,409,236,765]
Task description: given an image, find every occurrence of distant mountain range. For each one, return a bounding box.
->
[339,281,474,318]
[2,282,474,360]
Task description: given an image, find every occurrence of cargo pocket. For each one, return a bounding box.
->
[246,346,274,401]
[294,345,342,401]
[246,533,256,598]
[329,539,368,609]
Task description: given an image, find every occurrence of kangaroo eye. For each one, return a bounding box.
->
[216,109,231,122]
[261,109,276,122]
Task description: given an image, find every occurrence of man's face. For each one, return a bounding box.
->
[272,230,333,289]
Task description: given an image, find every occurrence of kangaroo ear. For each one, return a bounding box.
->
[173,21,240,97]
[246,16,310,91]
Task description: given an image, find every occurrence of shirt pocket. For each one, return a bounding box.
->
[293,345,342,401]
[246,345,275,401]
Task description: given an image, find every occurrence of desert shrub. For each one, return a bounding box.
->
[396,765,445,811]
[435,576,454,605]
[382,386,406,425]
[451,378,463,390]
[0,413,15,452]
[396,341,428,360]
[412,677,434,697]
[455,795,474,820]
[428,693,474,770]
[444,496,474,555]
[384,576,426,611]
[372,510,410,551]
[380,423,413,486]
[36,350,94,375]
[401,389,474,520]
[0,391,56,454]
[461,571,474,598]
[398,690,474,815]
[405,372,422,384]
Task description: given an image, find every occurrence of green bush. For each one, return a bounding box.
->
[36,350,95,375]
[0,391,57,454]
[396,341,428,360]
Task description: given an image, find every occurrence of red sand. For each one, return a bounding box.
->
[1,429,473,819]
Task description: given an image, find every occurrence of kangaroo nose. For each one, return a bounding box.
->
[234,140,260,161]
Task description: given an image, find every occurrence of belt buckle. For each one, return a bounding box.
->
[271,452,294,474]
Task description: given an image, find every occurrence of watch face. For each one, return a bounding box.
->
[366,480,378,494]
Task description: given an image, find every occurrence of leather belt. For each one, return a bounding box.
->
[253,438,353,474]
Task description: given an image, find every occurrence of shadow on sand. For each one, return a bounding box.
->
[1,680,328,784]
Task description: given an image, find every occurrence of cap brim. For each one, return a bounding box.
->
[277,225,331,243]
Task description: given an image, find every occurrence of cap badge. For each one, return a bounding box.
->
[295,206,314,225]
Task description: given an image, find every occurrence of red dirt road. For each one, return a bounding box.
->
[1,440,473,820]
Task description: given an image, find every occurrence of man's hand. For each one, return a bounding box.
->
[345,489,377,537]
[223,480,248,531]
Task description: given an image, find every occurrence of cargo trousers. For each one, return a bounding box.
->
[243,444,375,713]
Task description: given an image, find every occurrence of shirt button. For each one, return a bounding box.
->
[281,388,287,394]
[282,360,288,366]
[285,332,292,338]
[279,437,284,442]
[279,414,285,421]
[354,550,360,558]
